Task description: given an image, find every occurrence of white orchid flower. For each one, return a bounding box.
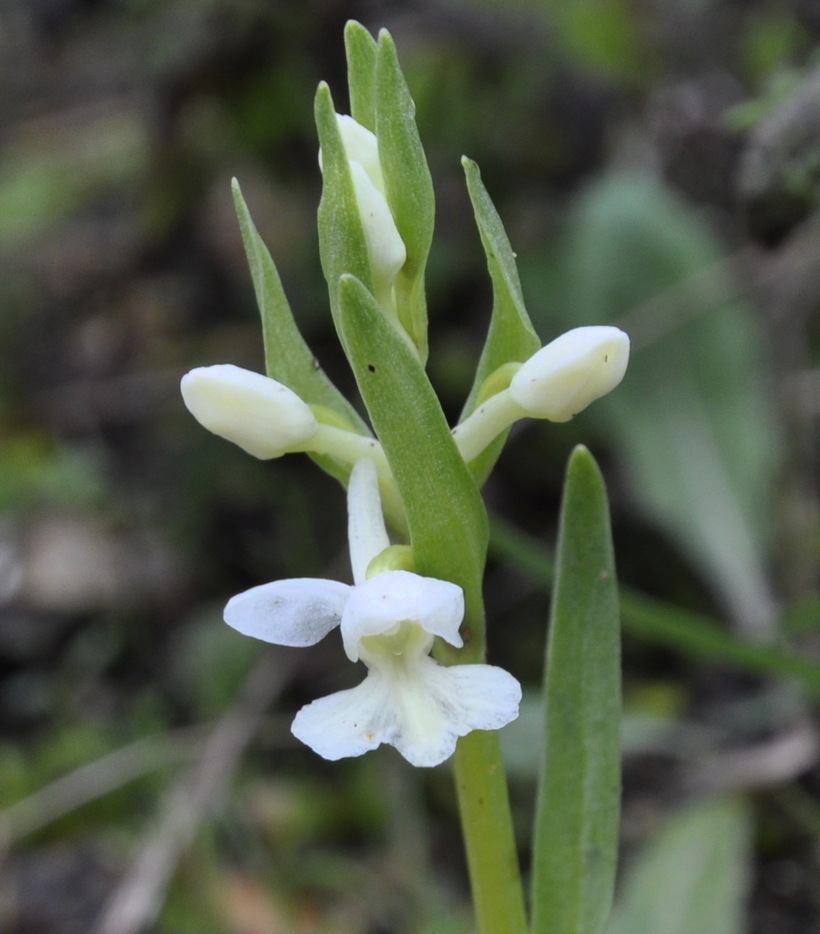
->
[223,460,521,767]
[452,326,630,463]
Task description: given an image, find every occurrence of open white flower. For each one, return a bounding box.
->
[223,460,521,767]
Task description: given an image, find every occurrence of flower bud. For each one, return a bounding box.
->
[509,326,630,422]
[320,114,406,300]
[181,364,318,459]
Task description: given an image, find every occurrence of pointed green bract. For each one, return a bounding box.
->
[608,798,751,934]
[231,179,370,486]
[460,158,541,483]
[345,21,378,131]
[338,273,489,653]
[315,82,374,345]
[375,29,435,362]
[531,445,621,934]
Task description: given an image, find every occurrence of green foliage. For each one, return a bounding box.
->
[375,29,436,361]
[531,446,621,934]
[608,798,752,934]
[338,274,489,651]
[232,178,369,486]
[563,175,779,635]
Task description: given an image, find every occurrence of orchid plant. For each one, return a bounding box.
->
[182,21,628,934]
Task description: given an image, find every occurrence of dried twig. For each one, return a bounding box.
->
[93,649,290,934]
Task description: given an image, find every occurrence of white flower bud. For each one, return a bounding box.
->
[509,326,630,422]
[348,160,407,297]
[336,114,385,193]
[319,114,406,300]
[181,364,318,459]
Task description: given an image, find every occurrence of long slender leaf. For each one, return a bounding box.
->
[608,798,751,934]
[531,446,621,934]
[338,273,489,655]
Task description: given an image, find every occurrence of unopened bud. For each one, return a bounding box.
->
[181,364,318,459]
[509,326,630,422]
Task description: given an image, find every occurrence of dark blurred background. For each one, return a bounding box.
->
[1,1,819,932]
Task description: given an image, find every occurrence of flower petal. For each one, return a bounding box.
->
[224,578,350,646]
[347,458,390,585]
[291,671,393,760]
[340,570,464,661]
[390,659,522,766]
[291,658,521,768]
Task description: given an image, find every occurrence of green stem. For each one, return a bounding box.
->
[453,730,529,934]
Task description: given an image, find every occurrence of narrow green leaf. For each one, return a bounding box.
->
[375,29,435,361]
[460,158,541,484]
[345,21,378,131]
[338,273,489,653]
[608,798,751,934]
[315,82,373,342]
[531,445,621,934]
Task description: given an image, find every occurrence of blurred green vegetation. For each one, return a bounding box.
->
[1,0,820,932]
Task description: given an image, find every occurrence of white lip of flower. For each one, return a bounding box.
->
[222,459,522,767]
[452,326,630,463]
[320,114,406,307]
[181,364,318,459]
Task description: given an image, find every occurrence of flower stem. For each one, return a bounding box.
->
[453,729,528,934]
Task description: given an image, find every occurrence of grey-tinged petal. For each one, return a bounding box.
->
[224,578,350,646]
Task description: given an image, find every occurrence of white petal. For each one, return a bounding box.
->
[292,658,521,767]
[181,364,318,458]
[340,570,464,661]
[347,458,390,585]
[336,114,385,193]
[509,326,630,422]
[224,578,350,646]
[348,160,406,294]
[291,671,393,760]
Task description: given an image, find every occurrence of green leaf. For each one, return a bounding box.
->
[338,274,489,653]
[315,82,373,342]
[460,157,541,483]
[608,798,751,934]
[232,179,370,485]
[375,29,435,361]
[531,446,621,934]
[563,174,779,638]
[345,21,378,132]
